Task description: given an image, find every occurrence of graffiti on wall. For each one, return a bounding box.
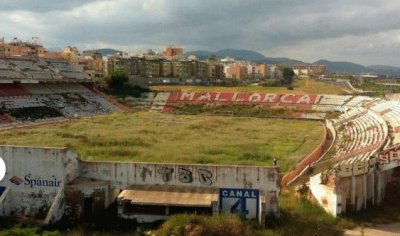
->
[377,146,400,165]
[156,166,213,185]
[337,158,376,177]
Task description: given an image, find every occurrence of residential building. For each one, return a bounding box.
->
[225,63,248,80]
[0,37,47,58]
[163,47,183,58]
[256,64,269,78]
[309,64,327,76]
[206,58,225,79]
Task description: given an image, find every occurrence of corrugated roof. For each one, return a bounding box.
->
[118,185,219,207]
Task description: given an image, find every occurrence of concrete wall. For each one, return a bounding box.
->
[0,145,79,219]
[282,121,328,185]
[312,167,397,216]
[64,178,111,222]
[0,145,280,222]
[79,161,280,216]
[309,173,340,216]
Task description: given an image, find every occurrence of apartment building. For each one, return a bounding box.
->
[163,47,183,58]
[0,37,47,58]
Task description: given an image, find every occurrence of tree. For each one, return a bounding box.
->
[280,66,295,85]
[107,70,128,88]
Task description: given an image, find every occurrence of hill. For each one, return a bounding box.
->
[84,48,122,57]
[367,65,400,77]
[187,48,266,61]
[314,60,400,77]
[187,48,305,65]
[313,59,369,74]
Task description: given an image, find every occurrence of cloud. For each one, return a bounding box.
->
[0,0,399,66]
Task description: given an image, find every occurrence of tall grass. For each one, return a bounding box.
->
[155,214,274,236]
[0,112,324,172]
[150,78,349,95]
[154,191,356,236]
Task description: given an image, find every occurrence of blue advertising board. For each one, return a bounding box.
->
[219,188,260,220]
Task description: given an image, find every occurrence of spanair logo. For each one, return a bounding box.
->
[0,157,5,182]
[9,176,23,185]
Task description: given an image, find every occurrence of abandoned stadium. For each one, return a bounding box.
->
[1,56,400,225]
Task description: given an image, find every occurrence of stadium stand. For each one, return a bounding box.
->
[0,86,121,123]
[0,57,121,127]
[0,84,30,97]
[333,109,387,164]
[344,96,376,107]
[124,92,156,110]
[386,93,400,102]
[0,58,90,81]
[0,113,12,125]
[318,95,353,106]
[370,101,400,145]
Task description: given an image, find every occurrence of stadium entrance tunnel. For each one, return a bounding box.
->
[382,167,400,208]
[0,145,280,225]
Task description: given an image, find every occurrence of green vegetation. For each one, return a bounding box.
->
[155,214,273,236]
[0,217,60,236]
[101,70,149,98]
[0,191,356,236]
[352,79,400,97]
[5,187,400,236]
[0,112,324,172]
[150,77,350,95]
[280,66,295,85]
[172,103,311,119]
[102,84,149,98]
[107,70,129,88]
[153,191,354,236]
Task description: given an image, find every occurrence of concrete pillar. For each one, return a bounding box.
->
[376,171,382,205]
[363,174,367,209]
[372,172,375,206]
[351,176,356,211]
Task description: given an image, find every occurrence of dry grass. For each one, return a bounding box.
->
[0,112,324,172]
[150,78,350,95]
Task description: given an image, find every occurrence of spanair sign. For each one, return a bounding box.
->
[0,157,5,182]
[9,174,62,188]
[219,188,260,220]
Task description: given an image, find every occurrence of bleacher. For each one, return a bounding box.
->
[0,114,12,125]
[124,92,156,110]
[0,58,90,81]
[370,101,400,144]
[10,60,42,71]
[0,69,26,80]
[0,84,30,97]
[331,107,388,176]
[318,95,353,106]
[386,93,400,101]
[344,96,376,107]
[0,81,121,126]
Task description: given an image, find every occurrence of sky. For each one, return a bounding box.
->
[1,0,400,66]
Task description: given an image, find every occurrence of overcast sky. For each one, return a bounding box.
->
[1,0,400,66]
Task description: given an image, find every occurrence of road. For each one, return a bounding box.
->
[345,222,400,236]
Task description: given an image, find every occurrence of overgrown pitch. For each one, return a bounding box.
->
[0,112,324,172]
